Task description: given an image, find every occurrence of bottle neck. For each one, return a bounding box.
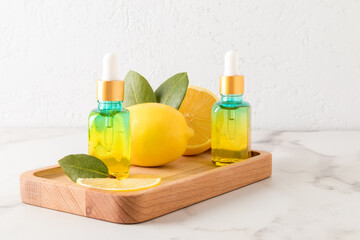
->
[221,94,243,103]
[98,101,123,111]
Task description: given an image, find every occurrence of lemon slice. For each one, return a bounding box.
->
[76,178,161,191]
[179,86,219,155]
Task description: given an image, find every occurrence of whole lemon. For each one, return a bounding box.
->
[128,103,194,166]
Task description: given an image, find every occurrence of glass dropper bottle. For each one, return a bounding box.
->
[211,51,251,166]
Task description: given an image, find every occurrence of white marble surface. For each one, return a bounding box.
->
[0,128,359,239]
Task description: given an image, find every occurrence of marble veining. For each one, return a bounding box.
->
[0,128,359,239]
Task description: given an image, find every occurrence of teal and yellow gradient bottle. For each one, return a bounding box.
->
[88,53,130,179]
[211,51,251,166]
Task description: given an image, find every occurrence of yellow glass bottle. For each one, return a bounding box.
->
[211,51,251,166]
[88,53,130,179]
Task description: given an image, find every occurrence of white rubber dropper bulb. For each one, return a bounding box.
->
[224,51,240,76]
[102,53,121,81]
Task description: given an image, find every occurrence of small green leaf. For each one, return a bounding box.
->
[123,70,157,108]
[155,72,189,109]
[58,154,112,182]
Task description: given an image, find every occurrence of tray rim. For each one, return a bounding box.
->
[20,150,270,196]
[20,149,272,223]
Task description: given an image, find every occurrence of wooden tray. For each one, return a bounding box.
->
[20,150,272,224]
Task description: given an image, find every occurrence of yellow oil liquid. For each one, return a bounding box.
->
[211,95,251,166]
[88,102,130,179]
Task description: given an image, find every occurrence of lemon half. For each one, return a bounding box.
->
[179,86,219,155]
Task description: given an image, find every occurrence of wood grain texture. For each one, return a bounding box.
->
[20,150,272,223]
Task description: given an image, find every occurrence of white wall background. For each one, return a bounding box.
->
[0,0,359,130]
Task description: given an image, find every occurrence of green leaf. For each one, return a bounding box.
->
[58,154,111,182]
[155,72,189,109]
[123,70,157,108]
